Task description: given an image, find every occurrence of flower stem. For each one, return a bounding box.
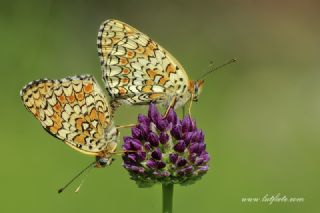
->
[182,106,186,117]
[162,183,174,213]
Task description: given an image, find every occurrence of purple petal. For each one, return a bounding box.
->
[201,153,210,163]
[190,130,204,144]
[183,132,193,146]
[159,132,169,144]
[130,166,145,174]
[177,169,185,176]
[131,139,142,150]
[137,151,146,161]
[147,132,159,147]
[137,123,149,138]
[171,124,182,139]
[138,114,150,125]
[152,171,161,177]
[198,165,209,173]
[157,161,166,169]
[123,137,142,151]
[123,142,131,151]
[198,143,206,152]
[122,155,129,162]
[123,163,131,169]
[183,165,193,174]
[148,103,161,122]
[188,153,197,163]
[190,130,204,143]
[198,130,204,142]
[174,141,186,153]
[191,119,197,132]
[169,153,178,164]
[161,171,170,177]
[127,154,137,162]
[182,116,192,133]
[144,142,152,151]
[131,127,141,139]
[151,148,162,160]
[146,159,157,169]
[194,157,204,166]
[166,108,178,125]
[189,143,199,154]
[176,157,187,167]
[155,118,169,131]
[123,136,132,144]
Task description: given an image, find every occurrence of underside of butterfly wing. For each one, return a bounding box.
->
[20,75,118,156]
[97,19,191,108]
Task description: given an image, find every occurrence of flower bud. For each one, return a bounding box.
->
[122,103,210,187]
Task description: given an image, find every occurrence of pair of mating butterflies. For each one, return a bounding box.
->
[20,19,206,168]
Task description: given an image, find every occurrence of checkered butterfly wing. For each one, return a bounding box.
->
[97,19,190,106]
[20,75,117,155]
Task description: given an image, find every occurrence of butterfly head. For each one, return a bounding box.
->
[95,139,118,168]
[190,80,205,102]
[95,156,115,168]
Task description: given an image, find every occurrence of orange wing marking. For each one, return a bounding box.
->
[84,83,93,94]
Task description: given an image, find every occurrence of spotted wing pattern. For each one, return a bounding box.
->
[20,75,118,155]
[97,19,190,106]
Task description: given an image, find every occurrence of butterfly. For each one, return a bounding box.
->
[20,75,119,168]
[97,19,205,114]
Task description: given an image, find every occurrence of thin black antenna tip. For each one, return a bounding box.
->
[199,58,237,80]
[56,161,96,194]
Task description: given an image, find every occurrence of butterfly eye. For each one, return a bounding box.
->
[97,157,112,167]
[194,84,199,94]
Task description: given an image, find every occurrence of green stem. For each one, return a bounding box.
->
[162,183,174,213]
[182,106,186,117]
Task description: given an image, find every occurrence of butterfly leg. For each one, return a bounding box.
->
[111,150,137,155]
[164,96,177,118]
[188,93,194,117]
[116,124,137,129]
[182,105,186,117]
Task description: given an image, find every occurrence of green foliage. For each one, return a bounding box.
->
[0,0,319,213]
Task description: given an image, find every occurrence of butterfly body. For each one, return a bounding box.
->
[97,19,204,110]
[20,75,118,167]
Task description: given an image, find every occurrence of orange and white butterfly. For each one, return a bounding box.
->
[97,19,204,112]
[20,75,118,167]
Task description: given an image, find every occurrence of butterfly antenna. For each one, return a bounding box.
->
[199,58,237,80]
[74,165,93,193]
[203,61,215,72]
[58,161,96,194]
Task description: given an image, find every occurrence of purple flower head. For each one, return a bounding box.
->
[122,103,210,187]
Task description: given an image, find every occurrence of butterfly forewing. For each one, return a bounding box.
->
[97,19,190,106]
[20,75,117,155]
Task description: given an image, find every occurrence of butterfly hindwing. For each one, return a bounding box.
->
[20,75,117,155]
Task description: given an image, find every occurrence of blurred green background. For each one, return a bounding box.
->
[1,0,319,212]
